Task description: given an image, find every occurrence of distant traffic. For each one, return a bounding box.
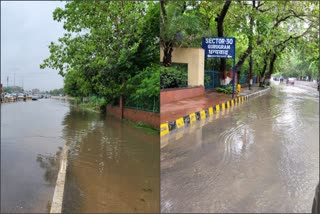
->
[1,92,51,103]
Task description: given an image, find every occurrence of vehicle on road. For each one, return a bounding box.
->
[32,95,39,101]
[18,93,24,99]
[279,77,285,83]
[4,94,12,99]
[287,77,295,85]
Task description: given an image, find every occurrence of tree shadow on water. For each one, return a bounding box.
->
[36,147,63,186]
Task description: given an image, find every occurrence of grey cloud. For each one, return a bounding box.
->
[1,1,66,91]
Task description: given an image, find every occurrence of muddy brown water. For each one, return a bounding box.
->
[1,99,159,213]
[62,106,159,213]
[161,84,319,213]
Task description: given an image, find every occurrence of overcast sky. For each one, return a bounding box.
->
[1,1,66,91]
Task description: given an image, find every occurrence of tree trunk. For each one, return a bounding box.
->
[259,57,268,87]
[265,45,286,84]
[248,1,255,88]
[236,45,254,73]
[249,54,253,86]
[265,53,277,85]
[160,0,173,67]
[162,42,173,67]
[216,0,232,86]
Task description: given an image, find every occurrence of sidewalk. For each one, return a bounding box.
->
[160,85,263,124]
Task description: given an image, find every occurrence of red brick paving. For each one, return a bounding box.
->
[160,91,236,124]
[160,86,260,124]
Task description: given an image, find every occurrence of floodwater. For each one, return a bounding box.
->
[161,84,319,213]
[62,106,159,213]
[1,99,70,213]
[1,99,159,213]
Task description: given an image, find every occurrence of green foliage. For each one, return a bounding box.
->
[79,95,107,112]
[49,88,64,96]
[160,64,188,89]
[126,64,160,112]
[159,0,319,86]
[215,86,235,94]
[276,47,320,80]
[41,1,159,108]
[3,86,24,93]
[198,1,319,81]
[160,1,206,48]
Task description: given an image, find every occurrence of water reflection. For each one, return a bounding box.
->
[62,106,159,213]
[1,99,70,213]
[36,147,63,186]
[161,85,319,213]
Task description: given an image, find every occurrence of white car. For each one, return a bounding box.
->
[287,78,295,85]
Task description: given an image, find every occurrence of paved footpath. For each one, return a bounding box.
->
[161,85,265,124]
[160,85,271,137]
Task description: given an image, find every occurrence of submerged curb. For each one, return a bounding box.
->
[50,145,69,213]
[160,87,271,137]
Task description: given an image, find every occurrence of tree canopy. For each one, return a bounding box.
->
[41,1,159,107]
[160,0,319,85]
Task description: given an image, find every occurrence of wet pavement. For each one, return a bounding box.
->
[62,107,159,213]
[161,83,319,213]
[294,80,318,89]
[160,85,263,124]
[1,99,70,213]
[1,99,159,213]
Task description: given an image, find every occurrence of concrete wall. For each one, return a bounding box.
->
[160,47,205,87]
[106,105,159,129]
[160,86,204,105]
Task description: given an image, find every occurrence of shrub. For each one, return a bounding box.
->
[160,64,188,89]
[215,86,236,94]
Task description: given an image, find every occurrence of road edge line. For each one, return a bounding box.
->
[50,145,69,213]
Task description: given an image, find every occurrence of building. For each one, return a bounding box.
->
[32,88,40,95]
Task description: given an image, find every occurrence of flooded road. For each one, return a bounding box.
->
[62,107,159,213]
[1,99,69,213]
[161,84,319,213]
[1,99,159,213]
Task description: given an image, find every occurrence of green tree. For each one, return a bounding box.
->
[49,88,64,96]
[41,1,159,106]
[160,0,204,66]
[3,86,24,93]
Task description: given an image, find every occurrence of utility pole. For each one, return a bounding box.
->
[7,76,9,87]
[14,73,15,87]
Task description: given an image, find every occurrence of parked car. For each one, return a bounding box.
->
[4,94,12,98]
[17,93,24,99]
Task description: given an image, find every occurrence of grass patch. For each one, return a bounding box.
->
[123,119,159,135]
[79,102,101,113]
